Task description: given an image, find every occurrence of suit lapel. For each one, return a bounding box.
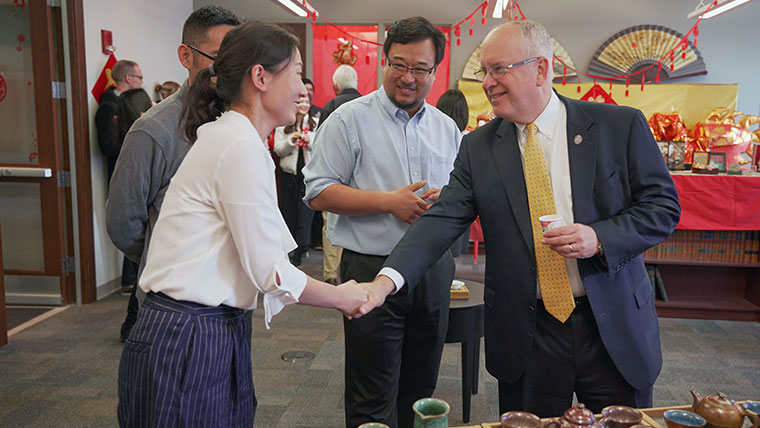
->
[561,95,597,225]
[492,119,533,253]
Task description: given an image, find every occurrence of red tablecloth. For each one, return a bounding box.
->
[672,173,760,230]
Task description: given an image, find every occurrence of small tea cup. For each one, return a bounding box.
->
[663,410,707,428]
[601,405,643,428]
[745,401,760,415]
[501,411,541,428]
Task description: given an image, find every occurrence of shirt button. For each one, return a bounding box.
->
[410,146,415,151]
[528,305,535,312]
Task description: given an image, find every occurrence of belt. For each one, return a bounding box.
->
[536,295,589,312]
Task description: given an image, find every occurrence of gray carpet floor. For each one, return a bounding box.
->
[1,252,758,427]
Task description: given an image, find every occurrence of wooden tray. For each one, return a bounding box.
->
[450,285,470,300]
[472,402,753,428]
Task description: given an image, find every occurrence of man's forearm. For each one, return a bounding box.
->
[309,184,389,215]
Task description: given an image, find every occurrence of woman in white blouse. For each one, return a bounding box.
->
[273,96,318,266]
[117,22,371,428]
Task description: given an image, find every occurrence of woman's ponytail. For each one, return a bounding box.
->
[182,67,225,142]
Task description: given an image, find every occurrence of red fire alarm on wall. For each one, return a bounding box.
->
[101,29,114,55]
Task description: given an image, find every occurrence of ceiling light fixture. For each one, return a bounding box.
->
[492,0,514,19]
[687,0,754,19]
[272,0,314,18]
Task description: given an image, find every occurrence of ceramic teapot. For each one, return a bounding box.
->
[544,403,601,428]
[690,390,760,428]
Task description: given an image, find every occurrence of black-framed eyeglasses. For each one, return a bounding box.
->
[386,58,435,79]
[186,44,216,61]
[128,74,144,81]
[474,56,540,81]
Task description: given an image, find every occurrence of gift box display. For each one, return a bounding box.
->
[649,113,689,170]
[689,108,758,169]
[649,109,759,172]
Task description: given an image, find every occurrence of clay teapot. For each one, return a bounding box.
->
[544,403,601,428]
[690,390,760,428]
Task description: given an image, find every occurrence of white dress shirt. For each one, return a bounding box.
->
[139,110,306,328]
[514,91,585,298]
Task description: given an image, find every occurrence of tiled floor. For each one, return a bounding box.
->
[0,251,758,427]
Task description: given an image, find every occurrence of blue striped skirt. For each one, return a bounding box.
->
[117,292,256,427]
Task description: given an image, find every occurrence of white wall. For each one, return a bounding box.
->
[450,0,760,116]
[83,0,193,288]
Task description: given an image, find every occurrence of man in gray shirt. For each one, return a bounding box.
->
[303,16,461,428]
[106,6,239,342]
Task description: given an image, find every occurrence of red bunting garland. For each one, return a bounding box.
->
[298,0,716,95]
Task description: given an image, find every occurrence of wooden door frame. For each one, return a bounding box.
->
[0,218,7,348]
[64,0,96,303]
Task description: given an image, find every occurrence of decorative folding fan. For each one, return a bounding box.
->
[461,37,577,81]
[588,25,707,82]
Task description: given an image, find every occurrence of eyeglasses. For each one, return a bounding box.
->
[128,74,144,81]
[186,44,216,61]
[386,58,435,79]
[474,57,540,81]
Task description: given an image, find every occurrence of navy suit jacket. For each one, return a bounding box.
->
[384,94,680,390]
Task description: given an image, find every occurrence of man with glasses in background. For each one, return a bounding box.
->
[106,6,240,344]
[304,16,461,428]
[95,59,143,301]
[96,59,143,181]
[359,20,680,417]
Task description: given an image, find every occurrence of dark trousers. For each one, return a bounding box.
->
[120,258,140,340]
[497,297,653,418]
[118,292,257,427]
[341,249,454,428]
[280,171,314,255]
[121,257,138,285]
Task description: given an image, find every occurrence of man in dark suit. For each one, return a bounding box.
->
[95,59,143,297]
[357,20,680,417]
[95,59,143,180]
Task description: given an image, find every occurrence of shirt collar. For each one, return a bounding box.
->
[222,110,266,148]
[377,86,427,124]
[515,91,560,139]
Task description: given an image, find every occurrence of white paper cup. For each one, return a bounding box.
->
[451,280,465,290]
[539,214,564,231]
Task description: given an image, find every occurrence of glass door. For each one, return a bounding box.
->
[0,0,71,305]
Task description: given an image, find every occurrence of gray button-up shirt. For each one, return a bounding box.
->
[303,86,461,256]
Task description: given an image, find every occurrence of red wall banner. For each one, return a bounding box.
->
[312,24,451,109]
[427,26,450,107]
[312,25,378,109]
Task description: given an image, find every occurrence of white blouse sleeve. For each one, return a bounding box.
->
[214,138,307,327]
[272,126,297,157]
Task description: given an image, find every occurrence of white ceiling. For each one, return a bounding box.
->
[193,0,491,25]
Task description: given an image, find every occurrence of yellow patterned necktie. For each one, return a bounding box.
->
[523,123,575,322]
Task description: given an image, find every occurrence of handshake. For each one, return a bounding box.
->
[333,276,397,319]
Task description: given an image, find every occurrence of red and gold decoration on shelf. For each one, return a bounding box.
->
[690,108,759,168]
[649,113,689,143]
